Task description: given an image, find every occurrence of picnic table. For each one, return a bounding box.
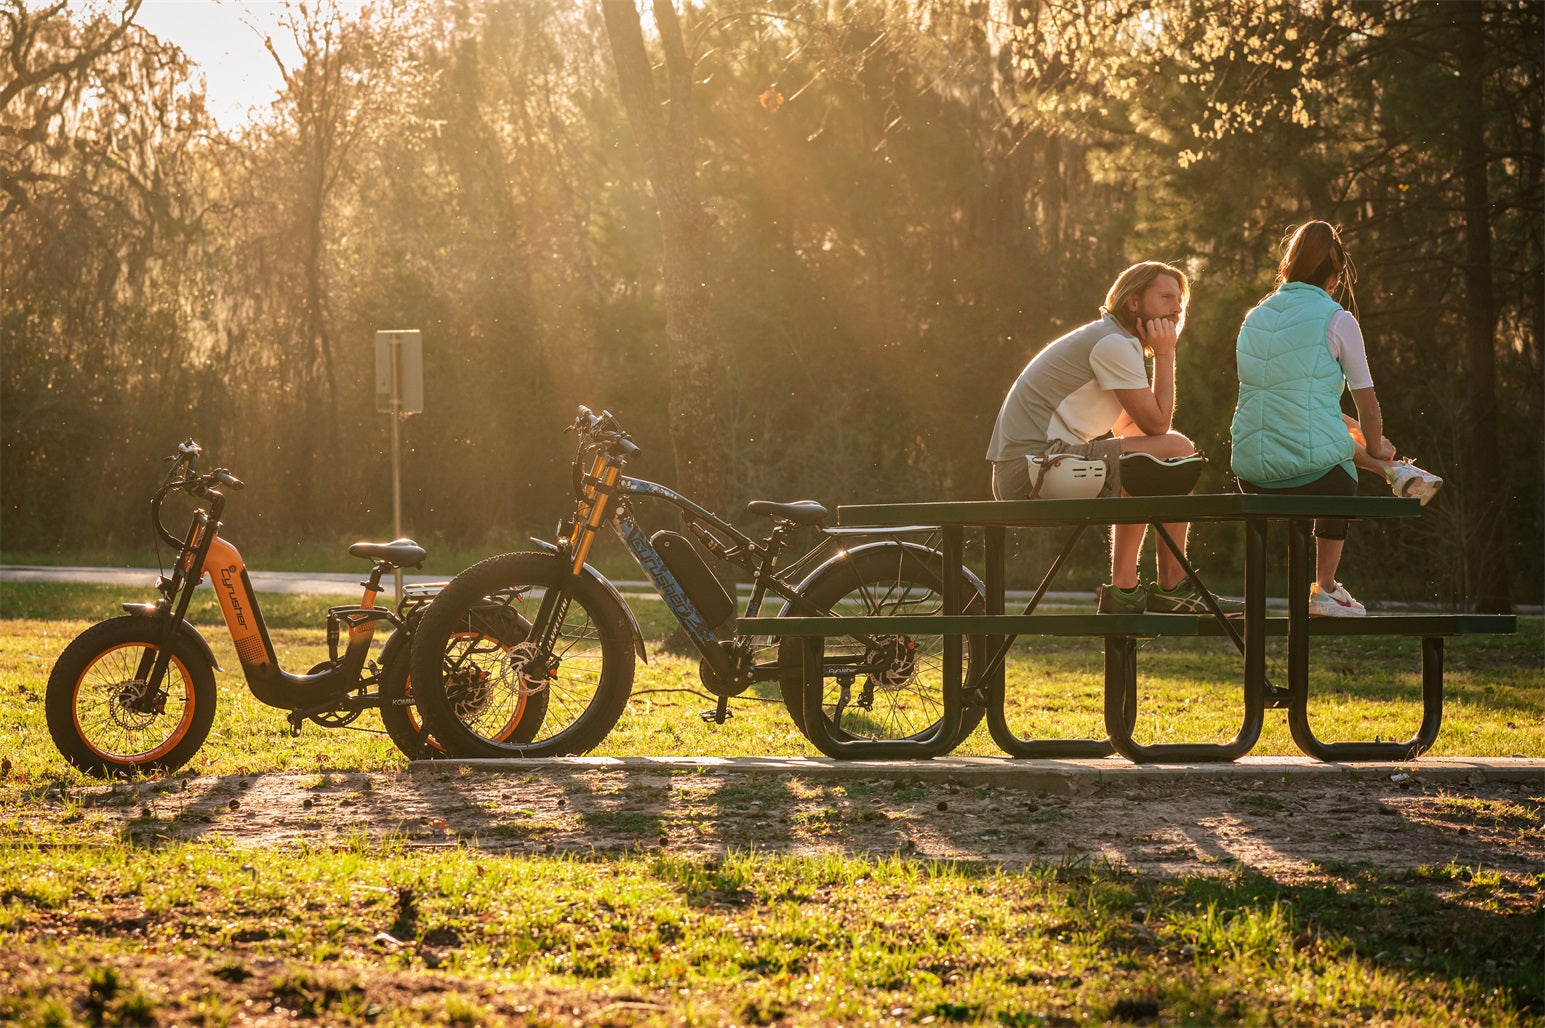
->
[743,494,1515,763]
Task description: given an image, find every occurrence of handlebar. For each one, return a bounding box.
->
[569,406,640,502]
[150,439,244,548]
[569,405,640,459]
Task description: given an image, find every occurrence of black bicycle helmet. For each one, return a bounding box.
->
[1119,452,1208,496]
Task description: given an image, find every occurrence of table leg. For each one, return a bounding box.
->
[1245,519,1268,704]
[983,524,1005,711]
[942,523,963,702]
[1102,522,1266,764]
[1285,518,1442,761]
[979,524,1089,681]
[983,525,1114,758]
[1152,522,1244,654]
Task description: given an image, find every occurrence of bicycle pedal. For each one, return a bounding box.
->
[1263,684,1291,710]
[698,707,733,724]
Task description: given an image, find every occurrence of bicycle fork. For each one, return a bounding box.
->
[140,508,222,712]
[526,450,619,684]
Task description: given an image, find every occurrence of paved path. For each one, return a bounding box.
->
[0,564,1091,604]
[0,563,444,595]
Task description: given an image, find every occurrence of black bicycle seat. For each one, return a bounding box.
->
[349,539,427,568]
[746,500,828,525]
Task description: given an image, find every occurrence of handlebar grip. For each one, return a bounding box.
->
[213,469,245,491]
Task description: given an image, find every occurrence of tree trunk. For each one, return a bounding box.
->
[601,0,725,517]
[1455,2,1512,614]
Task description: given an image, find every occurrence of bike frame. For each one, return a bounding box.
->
[549,437,864,692]
[611,477,822,662]
[144,486,406,714]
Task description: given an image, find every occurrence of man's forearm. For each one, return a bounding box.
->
[1153,354,1176,431]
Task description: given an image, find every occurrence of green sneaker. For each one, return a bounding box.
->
[1147,577,1244,616]
[1097,583,1148,614]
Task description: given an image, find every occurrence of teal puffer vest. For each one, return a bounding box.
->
[1230,282,1355,487]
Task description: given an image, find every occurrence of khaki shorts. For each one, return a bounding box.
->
[991,438,1125,499]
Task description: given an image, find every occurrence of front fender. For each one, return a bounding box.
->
[528,539,649,663]
[122,603,224,671]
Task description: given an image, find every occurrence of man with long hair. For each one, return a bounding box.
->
[988,261,1221,614]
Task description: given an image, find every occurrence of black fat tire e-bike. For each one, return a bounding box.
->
[408,407,988,759]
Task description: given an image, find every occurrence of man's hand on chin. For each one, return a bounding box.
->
[1138,317,1179,356]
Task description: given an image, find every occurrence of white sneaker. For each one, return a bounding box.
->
[1309,581,1366,617]
[1386,461,1443,506]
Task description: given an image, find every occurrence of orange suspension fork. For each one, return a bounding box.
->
[569,454,620,574]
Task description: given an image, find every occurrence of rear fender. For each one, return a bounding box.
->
[528,539,649,663]
[122,603,224,671]
[790,539,988,608]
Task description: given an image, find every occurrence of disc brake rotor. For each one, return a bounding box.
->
[508,640,552,696]
[445,665,494,721]
[866,635,920,691]
[110,679,158,730]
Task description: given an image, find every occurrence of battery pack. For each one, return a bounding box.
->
[651,530,736,627]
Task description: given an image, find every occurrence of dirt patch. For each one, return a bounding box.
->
[15,763,1543,879]
[0,948,658,1027]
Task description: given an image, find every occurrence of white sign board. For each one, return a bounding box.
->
[374,330,423,414]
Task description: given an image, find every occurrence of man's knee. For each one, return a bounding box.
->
[1124,431,1194,460]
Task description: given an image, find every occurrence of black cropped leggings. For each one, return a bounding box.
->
[1237,465,1357,540]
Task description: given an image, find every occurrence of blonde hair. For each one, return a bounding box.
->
[1102,261,1190,341]
[1278,221,1358,317]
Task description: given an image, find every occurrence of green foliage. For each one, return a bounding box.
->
[1,0,1539,608]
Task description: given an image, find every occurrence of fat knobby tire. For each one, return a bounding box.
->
[409,551,635,758]
[45,616,218,778]
[776,544,988,748]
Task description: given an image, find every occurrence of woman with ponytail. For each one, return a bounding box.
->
[1230,221,1442,617]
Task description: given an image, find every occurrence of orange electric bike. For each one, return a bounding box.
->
[44,440,517,777]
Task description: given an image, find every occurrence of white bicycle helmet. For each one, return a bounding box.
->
[1026,453,1108,499]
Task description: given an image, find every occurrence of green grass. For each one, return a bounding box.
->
[2,583,1541,1024]
[0,584,1540,785]
[0,841,1538,1026]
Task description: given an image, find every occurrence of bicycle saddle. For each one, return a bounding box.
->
[349,539,427,568]
[746,500,829,526]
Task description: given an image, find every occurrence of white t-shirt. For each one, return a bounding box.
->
[987,313,1151,461]
[1045,333,1150,443]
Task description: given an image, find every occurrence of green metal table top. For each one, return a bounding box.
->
[835,493,1421,528]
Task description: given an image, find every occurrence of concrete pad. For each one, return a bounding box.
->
[411,754,1545,793]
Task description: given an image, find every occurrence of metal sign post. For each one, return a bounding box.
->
[374,330,423,599]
